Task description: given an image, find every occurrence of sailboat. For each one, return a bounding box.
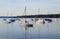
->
[20,6,33,29]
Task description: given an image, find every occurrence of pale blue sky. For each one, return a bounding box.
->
[0,0,60,16]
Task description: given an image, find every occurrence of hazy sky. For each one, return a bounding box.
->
[0,0,60,16]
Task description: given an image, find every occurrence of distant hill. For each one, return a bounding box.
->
[0,14,60,18]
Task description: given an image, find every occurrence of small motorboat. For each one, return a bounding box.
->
[44,19,52,23]
[20,21,33,28]
[4,19,16,24]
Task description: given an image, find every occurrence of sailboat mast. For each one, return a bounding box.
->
[25,6,26,16]
[38,8,40,15]
[24,6,27,30]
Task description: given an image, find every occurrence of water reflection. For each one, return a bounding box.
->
[0,18,60,39]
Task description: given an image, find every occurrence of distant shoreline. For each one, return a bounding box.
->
[0,14,60,18]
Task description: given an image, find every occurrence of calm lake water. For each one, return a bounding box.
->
[0,18,60,39]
